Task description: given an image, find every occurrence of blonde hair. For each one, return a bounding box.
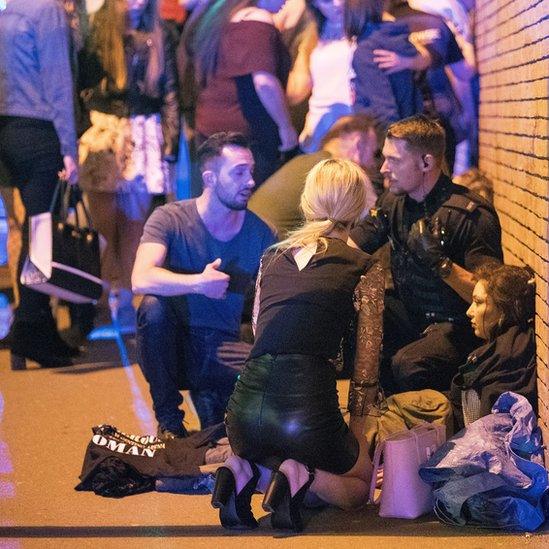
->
[275,158,368,254]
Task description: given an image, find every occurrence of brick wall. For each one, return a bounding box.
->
[475,0,549,444]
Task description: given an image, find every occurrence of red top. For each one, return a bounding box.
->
[196,20,290,137]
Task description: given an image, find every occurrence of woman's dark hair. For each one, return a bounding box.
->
[474,263,536,338]
[91,0,164,95]
[345,0,384,38]
[305,1,327,33]
[192,0,256,86]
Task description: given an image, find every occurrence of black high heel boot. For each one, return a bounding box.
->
[211,461,259,530]
[262,461,314,532]
[9,321,73,369]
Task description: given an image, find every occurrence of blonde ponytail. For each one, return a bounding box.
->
[273,158,369,255]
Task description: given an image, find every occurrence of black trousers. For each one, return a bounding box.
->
[381,293,481,394]
[0,116,62,323]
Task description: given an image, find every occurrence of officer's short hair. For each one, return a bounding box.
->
[197,132,250,172]
[386,115,446,164]
[321,114,378,148]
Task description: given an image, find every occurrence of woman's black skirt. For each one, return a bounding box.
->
[225,353,359,475]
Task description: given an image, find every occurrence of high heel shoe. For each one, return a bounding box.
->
[211,459,259,530]
[9,320,74,369]
[262,460,314,532]
[10,351,72,370]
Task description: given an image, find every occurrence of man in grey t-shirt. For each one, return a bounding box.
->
[132,133,275,439]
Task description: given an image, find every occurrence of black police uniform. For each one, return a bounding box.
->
[350,174,503,393]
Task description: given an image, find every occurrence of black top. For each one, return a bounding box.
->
[350,175,503,322]
[250,239,375,359]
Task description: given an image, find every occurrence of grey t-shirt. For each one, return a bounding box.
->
[141,199,276,335]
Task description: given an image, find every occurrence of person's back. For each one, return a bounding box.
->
[248,150,330,238]
[249,113,380,238]
[251,240,373,359]
[0,0,77,159]
[352,21,422,127]
[0,0,80,369]
[217,158,384,532]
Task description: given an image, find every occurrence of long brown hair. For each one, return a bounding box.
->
[91,0,164,96]
[475,264,536,339]
[192,0,257,86]
[345,0,384,38]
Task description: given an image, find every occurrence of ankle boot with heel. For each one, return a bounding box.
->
[211,458,259,530]
[9,320,74,369]
[262,459,315,532]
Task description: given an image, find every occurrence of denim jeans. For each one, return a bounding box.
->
[137,295,252,431]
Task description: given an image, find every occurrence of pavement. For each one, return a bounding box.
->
[0,330,547,548]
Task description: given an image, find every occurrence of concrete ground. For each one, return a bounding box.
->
[0,330,547,548]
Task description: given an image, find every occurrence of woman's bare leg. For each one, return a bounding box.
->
[309,438,372,510]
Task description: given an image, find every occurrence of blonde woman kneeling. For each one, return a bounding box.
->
[211,158,384,531]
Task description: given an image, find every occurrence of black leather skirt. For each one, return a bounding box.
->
[225,353,359,475]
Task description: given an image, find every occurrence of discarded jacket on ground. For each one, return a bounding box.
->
[75,423,227,497]
[419,392,548,531]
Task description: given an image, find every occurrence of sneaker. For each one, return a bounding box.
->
[157,424,189,442]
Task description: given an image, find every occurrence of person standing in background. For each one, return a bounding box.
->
[0,0,80,368]
[78,0,179,334]
[287,0,356,153]
[191,0,297,185]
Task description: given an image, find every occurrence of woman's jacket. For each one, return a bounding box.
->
[79,23,179,159]
[450,325,537,431]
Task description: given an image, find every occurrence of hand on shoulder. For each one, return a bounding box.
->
[231,7,274,25]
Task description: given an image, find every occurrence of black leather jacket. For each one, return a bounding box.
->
[79,23,179,159]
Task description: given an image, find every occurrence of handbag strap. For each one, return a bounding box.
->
[69,185,95,230]
[54,182,95,230]
[369,440,385,504]
[49,179,67,215]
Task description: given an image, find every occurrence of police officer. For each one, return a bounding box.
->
[350,115,503,393]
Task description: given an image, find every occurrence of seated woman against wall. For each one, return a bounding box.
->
[450,263,537,430]
[211,158,384,531]
[365,263,538,450]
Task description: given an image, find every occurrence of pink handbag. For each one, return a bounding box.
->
[369,423,446,519]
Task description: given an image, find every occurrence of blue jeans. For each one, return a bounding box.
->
[136,295,251,430]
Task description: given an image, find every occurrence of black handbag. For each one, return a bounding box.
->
[20,181,103,303]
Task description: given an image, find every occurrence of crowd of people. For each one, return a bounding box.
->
[0,0,539,534]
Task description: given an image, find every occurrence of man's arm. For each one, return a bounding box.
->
[348,201,392,254]
[407,215,498,303]
[441,261,475,302]
[252,71,298,151]
[131,242,230,298]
